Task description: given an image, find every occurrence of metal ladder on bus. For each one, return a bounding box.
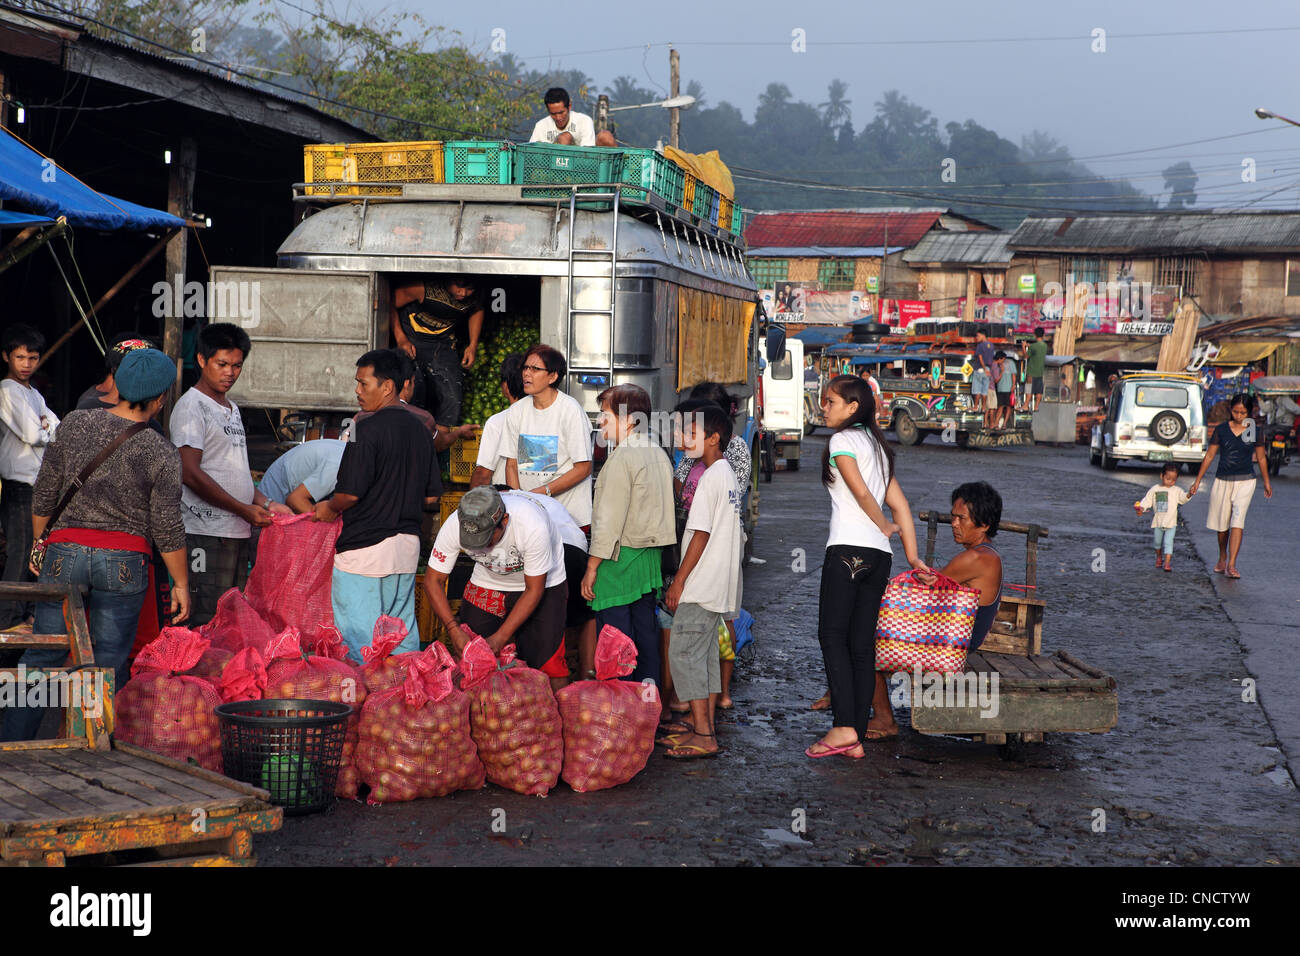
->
[565,183,620,393]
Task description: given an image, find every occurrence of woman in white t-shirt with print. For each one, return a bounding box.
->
[807,375,928,759]
[503,344,593,531]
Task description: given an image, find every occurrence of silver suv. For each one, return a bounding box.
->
[1090,373,1206,469]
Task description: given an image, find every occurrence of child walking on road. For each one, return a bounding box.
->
[1135,462,1194,572]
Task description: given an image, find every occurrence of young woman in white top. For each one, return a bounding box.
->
[503,344,594,531]
[808,375,927,759]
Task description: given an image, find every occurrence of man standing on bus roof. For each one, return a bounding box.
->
[529,88,617,148]
[391,276,484,426]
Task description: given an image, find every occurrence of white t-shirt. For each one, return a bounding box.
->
[503,391,593,526]
[170,387,254,539]
[506,489,588,552]
[826,426,892,554]
[1139,484,1191,530]
[475,409,510,486]
[679,460,742,614]
[0,379,58,484]
[529,111,597,146]
[428,495,565,592]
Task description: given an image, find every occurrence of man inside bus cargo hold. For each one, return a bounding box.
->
[529,87,618,148]
[391,275,485,426]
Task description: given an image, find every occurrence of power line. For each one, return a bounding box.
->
[514,24,1300,59]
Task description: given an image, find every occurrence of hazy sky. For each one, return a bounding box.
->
[391,0,1300,207]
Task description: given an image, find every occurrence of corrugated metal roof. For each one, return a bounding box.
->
[1009,211,1300,254]
[902,231,1014,265]
[747,245,902,257]
[744,208,993,249]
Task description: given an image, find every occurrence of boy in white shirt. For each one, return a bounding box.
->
[1135,462,1195,572]
[0,324,58,634]
[171,323,289,627]
[661,405,742,760]
[470,354,525,489]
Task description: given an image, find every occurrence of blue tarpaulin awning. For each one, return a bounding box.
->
[0,127,184,231]
[0,210,56,229]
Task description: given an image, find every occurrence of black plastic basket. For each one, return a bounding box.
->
[215,699,351,815]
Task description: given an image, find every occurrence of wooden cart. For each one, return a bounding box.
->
[0,582,282,866]
[907,513,1118,758]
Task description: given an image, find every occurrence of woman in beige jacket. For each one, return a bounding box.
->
[580,384,676,686]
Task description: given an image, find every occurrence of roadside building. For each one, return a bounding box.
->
[743,207,995,332]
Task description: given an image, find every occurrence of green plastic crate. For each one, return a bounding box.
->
[514,143,625,201]
[692,181,718,222]
[619,148,686,207]
[731,204,744,235]
[443,141,514,184]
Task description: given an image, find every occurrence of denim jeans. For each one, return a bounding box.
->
[0,479,34,631]
[413,341,463,425]
[0,541,148,741]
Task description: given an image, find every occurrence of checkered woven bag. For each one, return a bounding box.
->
[874,570,979,674]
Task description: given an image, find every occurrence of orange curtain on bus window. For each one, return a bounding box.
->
[678,287,750,391]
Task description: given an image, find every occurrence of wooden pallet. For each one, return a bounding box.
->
[909,650,1118,740]
[0,741,282,867]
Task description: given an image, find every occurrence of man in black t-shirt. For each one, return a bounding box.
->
[315,349,442,663]
[390,277,485,424]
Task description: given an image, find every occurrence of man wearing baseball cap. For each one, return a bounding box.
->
[423,485,571,689]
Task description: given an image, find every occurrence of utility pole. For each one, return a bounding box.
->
[669,48,680,149]
[596,94,610,136]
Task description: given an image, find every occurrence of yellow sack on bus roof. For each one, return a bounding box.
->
[664,146,734,200]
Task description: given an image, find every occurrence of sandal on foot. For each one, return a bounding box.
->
[805,740,865,759]
[1213,563,1227,574]
[810,692,831,711]
[665,733,720,760]
[1226,567,1241,579]
[863,727,899,741]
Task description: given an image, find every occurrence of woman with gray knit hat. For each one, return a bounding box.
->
[1,348,190,741]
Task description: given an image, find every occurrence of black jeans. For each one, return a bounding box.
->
[412,340,463,425]
[817,545,892,735]
[0,479,34,633]
[596,592,660,688]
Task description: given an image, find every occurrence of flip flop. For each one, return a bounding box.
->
[863,727,899,741]
[1226,568,1241,579]
[805,741,865,759]
[810,692,831,711]
[656,720,694,736]
[664,744,721,760]
[1213,563,1227,574]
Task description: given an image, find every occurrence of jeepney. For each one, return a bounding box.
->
[822,343,1034,447]
[211,154,763,545]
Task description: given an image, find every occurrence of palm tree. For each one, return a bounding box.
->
[819,79,852,132]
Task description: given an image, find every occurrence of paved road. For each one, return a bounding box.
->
[258,436,1298,866]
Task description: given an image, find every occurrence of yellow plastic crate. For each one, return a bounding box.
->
[439,490,466,525]
[414,569,461,648]
[448,435,480,486]
[303,141,445,196]
[718,196,733,233]
[682,173,696,213]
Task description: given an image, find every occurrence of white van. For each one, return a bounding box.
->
[762,334,806,470]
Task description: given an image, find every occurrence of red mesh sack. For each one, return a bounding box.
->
[185,644,235,683]
[263,627,368,798]
[219,646,268,703]
[199,588,277,653]
[355,643,484,802]
[359,616,424,695]
[460,636,563,796]
[244,513,341,649]
[556,626,660,792]
[114,628,223,772]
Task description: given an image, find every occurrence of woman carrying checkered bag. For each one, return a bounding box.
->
[806,375,929,759]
